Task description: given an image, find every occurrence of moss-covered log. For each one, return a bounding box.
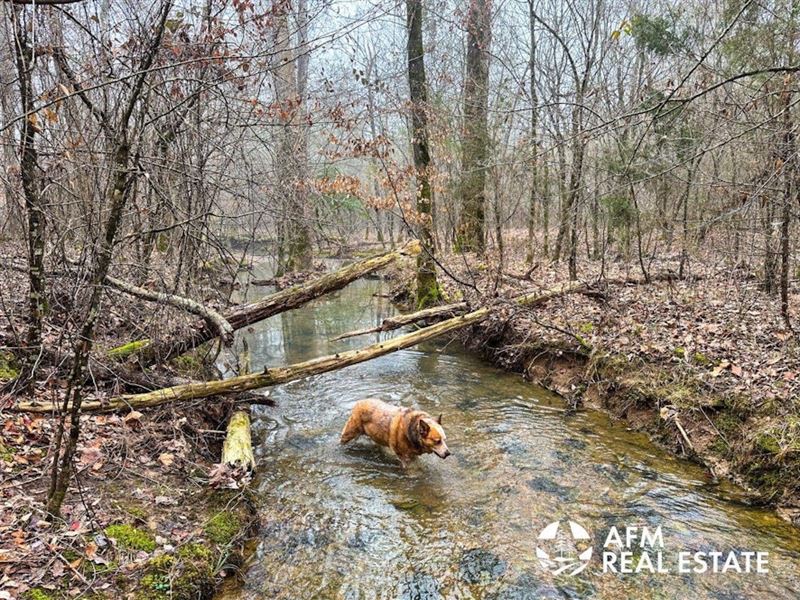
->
[221,411,255,471]
[13,282,585,413]
[130,240,421,367]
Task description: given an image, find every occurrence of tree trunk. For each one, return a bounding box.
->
[12,11,46,384]
[526,0,538,264]
[406,0,440,308]
[273,2,311,275]
[455,0,491,254]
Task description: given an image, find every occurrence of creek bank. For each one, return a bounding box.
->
[1,400,259,600]
[457,321,800,526]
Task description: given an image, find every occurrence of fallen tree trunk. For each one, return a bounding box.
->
[14,281,585,413]
[221,411,255,471]
[130,240,421,367]
[105,275,235,347]
[330,301,469,341]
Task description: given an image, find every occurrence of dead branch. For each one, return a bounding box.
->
[105,275,235,346]
[330,302,469,341]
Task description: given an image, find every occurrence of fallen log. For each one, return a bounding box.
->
[221,411,255,471]
[13,281,584,413]
[130,240,421,366]
[330,302,469,341]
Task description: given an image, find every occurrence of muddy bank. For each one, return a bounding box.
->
[457,319,800,526]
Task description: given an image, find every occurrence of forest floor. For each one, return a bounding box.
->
[407,231,800,525]
[0,251,258,600]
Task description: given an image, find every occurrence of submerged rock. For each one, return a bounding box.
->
[457,548,508,584]
[486,572,545,599]
[397,572,442,600]
[526,476,577,500]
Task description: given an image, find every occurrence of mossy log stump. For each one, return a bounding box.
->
[14,282,586,413]
[123,240,421,367]
[221,411,255,471]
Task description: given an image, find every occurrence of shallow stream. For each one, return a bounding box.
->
[220,273,800,600]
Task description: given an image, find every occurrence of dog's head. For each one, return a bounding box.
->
[416,414,450,459]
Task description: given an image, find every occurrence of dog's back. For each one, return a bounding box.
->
[340,398,399,447]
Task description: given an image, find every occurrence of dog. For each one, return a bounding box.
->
[340,398,450,467]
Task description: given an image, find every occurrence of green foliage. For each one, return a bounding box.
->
[105,524,157,552]
[601,195,635,232]
[630,13,683,56]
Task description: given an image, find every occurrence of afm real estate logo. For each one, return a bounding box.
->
[535,520,769,576]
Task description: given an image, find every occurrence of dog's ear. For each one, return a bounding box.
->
[436,413,443,425]
[417,418,430,437]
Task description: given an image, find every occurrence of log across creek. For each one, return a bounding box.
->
[15,281,588,413]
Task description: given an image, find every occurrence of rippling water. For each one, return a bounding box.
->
[219,272,800,600]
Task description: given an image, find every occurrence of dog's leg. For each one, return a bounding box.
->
[339,412,363,445]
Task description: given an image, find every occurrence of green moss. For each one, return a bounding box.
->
[204,511,241,546]
[177,543,212,562]
[713,411,744,437]
[107,340,150,361]
[155,233,170,253]
[692,351,710,366]
[105,524,157,552]
[578,322,594,334]
[0,441,13,463]
[0,351,19,381]
[755,432,782,454]
[25,590,57,600]
[147,554,175,572]
[673,346,686,359]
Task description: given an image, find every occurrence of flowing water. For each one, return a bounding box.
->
[219,271,800,600]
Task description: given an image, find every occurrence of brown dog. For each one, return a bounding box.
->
[340,398,450,467]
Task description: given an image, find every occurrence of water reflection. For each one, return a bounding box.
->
[221,270,800,600]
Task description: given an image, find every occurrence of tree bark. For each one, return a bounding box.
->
[12,10,46,384]
[273,1,312,275]
[455,0,491,254]
[406,0,440,308]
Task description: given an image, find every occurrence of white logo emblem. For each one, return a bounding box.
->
[536,520,593,576]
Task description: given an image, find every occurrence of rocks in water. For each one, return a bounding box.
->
[457,548,508,584]
[487,573,562,600]
[562,438,588,450]
[397,572,442,600]
[497,438,528,456]
[526,476,576,501]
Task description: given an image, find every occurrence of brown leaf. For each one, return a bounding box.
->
[158,453,174,467]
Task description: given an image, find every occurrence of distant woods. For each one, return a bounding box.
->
[1,0,800,515]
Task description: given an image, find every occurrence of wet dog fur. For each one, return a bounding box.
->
[340,398,450,467]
